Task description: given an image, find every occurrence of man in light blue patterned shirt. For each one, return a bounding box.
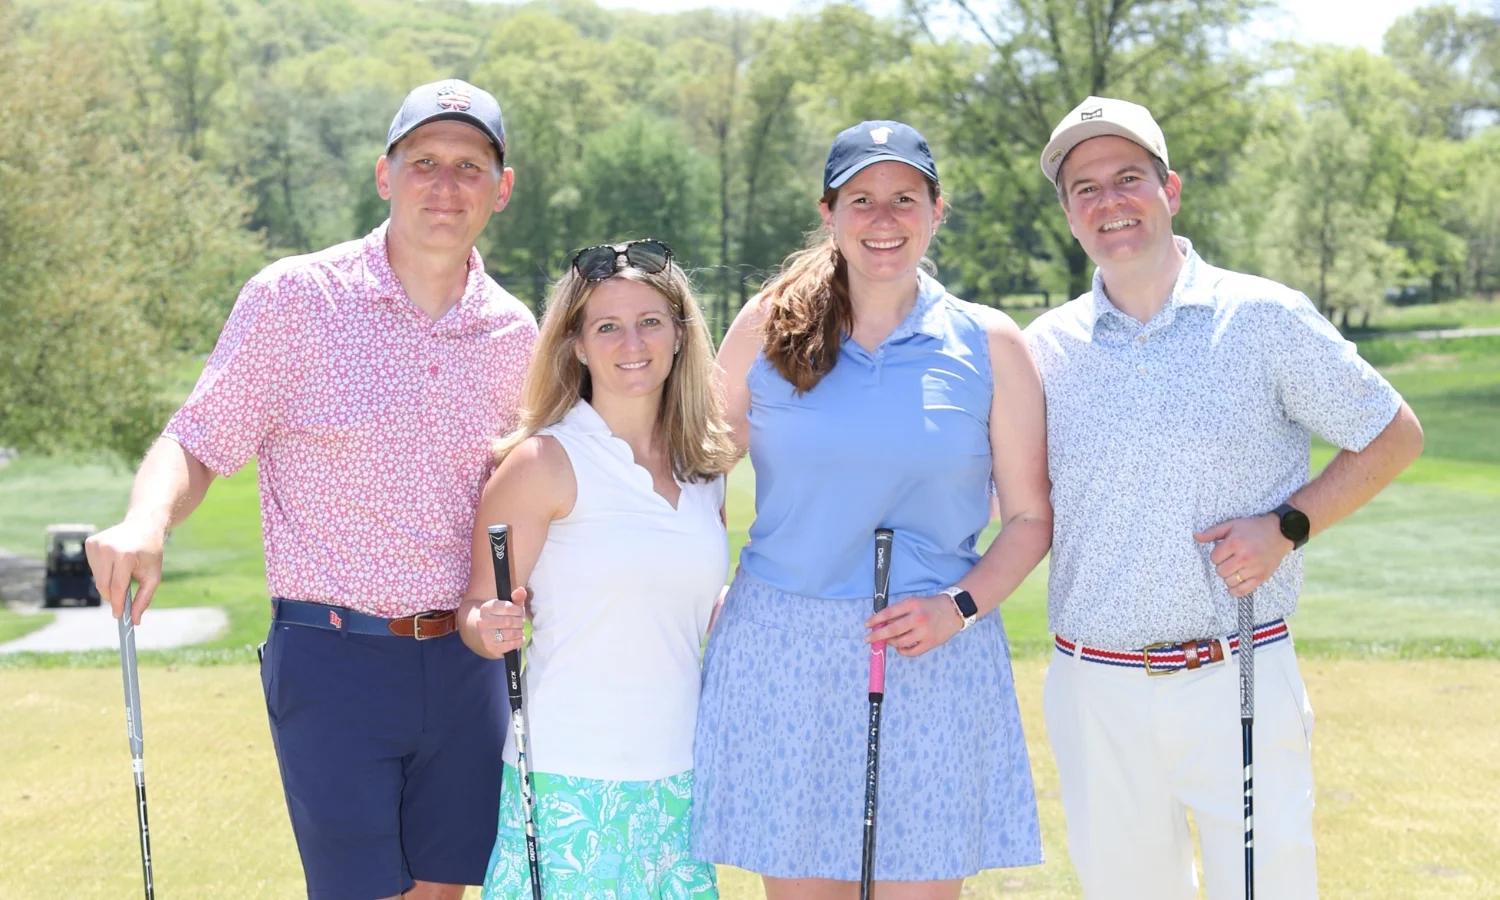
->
[1025,96,1425,900]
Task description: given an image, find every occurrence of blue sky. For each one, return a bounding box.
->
[591,0,1482,54]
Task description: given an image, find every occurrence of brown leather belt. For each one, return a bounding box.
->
[385,610,458,640]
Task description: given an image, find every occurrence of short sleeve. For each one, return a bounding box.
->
[1270,294,1402,452]
[162,279,308,476]
[494,317,537,438]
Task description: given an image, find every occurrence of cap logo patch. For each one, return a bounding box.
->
[1048,149,1064,164]
[1081,107,1103,121]
[869,126,893,145]
[436,81,472,112]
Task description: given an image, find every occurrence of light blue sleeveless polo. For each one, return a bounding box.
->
[694,270,1043,880]
[739,270,993,599]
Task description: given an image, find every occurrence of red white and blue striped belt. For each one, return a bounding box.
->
[1054,619,1290,676]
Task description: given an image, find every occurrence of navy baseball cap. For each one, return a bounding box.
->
[386,79,506,160]
[823,120,939,192]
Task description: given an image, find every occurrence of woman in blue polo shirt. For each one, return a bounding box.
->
[693,122,1053,898]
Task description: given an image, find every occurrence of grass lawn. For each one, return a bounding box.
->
[1,300,1498,895]
[2,333,1498,665]
[2,660,1494,898]
[1362,297,1500,333]
[0,609,52,643]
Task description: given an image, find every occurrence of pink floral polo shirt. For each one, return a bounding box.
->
[164,221,537,617]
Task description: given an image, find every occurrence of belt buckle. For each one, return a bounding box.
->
[1141,641,1178,676]
[410,611,443,641]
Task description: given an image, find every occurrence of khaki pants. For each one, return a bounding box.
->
[1043,637,1318,899]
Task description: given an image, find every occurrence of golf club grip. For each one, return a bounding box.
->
[118,595,144,759]
[486,525,526,709]
[869,529,894,698]
[1237,592,1254,720]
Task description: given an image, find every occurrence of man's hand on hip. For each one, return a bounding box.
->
[85,518,166,625]
[1194,514,1293,599]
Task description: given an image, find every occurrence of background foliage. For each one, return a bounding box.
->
[2,0,1498,458]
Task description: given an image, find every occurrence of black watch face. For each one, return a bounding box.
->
[1280,507,1311,544]
[953,590,979,618]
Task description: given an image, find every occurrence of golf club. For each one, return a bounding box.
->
[487,524,544,900]
[1238,590,1256,900]
[117,588,155,900]
[859,528,894,900]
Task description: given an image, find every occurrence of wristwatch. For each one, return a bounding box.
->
[1272,502,1311,551]
[941,587,979,631]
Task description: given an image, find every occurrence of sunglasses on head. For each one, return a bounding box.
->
[570,239,674,282]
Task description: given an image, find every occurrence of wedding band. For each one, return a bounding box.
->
[1233,573,1244,585]
[493,629,504,642]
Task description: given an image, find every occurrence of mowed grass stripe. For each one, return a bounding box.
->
[1,331,1498,663]
[1,661,1494,898]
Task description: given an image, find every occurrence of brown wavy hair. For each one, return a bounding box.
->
[762,180,941,393]
[493,259,739,483]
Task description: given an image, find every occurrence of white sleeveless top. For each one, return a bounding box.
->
[503,399,729,781]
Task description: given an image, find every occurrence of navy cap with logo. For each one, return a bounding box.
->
[386,79,506,161]
[823,120,939,192]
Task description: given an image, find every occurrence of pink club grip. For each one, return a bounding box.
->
[868,640,887,695]
[868,528,893,700]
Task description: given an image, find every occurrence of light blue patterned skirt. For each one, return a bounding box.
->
[484,765,717,899]
[691,571,1042,881]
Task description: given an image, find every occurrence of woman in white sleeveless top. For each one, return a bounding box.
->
[456,239,739,899]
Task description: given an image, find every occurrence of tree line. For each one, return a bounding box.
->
[2,0,1498,459]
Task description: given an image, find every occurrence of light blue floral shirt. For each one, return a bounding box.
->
[1024,238,1402,650]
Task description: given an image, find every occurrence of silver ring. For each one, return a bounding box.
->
[493,629,504,643]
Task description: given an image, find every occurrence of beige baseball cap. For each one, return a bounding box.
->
[1040,96,1169,186]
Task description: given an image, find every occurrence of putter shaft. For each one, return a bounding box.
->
[1238,591,1256,900]
[118,590,155,900]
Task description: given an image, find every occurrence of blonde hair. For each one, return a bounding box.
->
[762,179,942,393]
[494,259,738,482]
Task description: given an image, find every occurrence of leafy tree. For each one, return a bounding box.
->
[907,0,1268,301]
[146,0,232,160]
[1459,128,1500,297]
[1254,106,1405,327]
[575,115,716,264]
[0,7,262,459]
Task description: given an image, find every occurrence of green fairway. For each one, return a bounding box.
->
[2,328,1499,665]
[1363,297,1500,333]
[3,660,1494,898]
[2,307,1498,896]
[0,609,51,644]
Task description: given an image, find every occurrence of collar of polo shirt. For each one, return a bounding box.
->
[361,220,489,325]
[1087,236,1216,335]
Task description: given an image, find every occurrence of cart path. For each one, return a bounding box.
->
[0,603,229,653]
[0,549,228,653]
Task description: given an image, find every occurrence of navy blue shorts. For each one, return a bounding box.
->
[260,608,508,899]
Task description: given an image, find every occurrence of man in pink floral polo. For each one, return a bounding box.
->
[87,80,538,900]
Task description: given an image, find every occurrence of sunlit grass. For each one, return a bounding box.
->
[2,661,1494,899]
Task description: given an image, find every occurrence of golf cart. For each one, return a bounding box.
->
[44,523,101,608]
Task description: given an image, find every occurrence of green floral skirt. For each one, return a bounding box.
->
[482,764,718,900]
